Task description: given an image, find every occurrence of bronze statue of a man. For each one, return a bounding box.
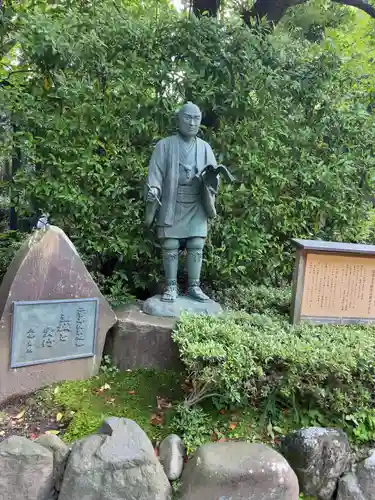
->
[145,102,223,303]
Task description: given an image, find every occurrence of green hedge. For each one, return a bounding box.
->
[1,3,375,297]
[211,284,291,317]
[173,312,375,418]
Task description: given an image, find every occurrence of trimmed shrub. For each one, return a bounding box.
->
[211,284,291,317]
[172,312,375,418]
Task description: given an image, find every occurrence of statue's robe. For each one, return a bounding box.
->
[146,135,217,238]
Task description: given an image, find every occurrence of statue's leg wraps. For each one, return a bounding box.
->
[161,238,179,302]
[186,237,209,302]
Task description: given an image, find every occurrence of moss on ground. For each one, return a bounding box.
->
[52,369,184,443]
[49,366,339,453]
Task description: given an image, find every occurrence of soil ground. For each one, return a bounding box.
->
[0,390,68,443]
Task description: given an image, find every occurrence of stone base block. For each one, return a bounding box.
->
[104,304,181,371]
[142,294,222,318]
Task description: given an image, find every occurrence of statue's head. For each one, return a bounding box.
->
[177,102,202,138]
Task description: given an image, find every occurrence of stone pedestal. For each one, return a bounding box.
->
[105,304,181,371]
[142,294,222,318]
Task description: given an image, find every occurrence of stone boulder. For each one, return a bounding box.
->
[58,417,171,500]
[35,433,70,492]
[159,434,185,481]
[337,473,366,500]
[179,441,299,500]
[355,453,375,499]
[0,435,54,500]
[281,427,350,500]
[337,452,375,500]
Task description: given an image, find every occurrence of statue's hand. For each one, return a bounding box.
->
[147,187,159,202]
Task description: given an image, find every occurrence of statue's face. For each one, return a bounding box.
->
[178,104,202,138]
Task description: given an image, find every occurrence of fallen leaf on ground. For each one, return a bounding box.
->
[150,413,164,426]
[228,422,237,431]
[156,396,172,410]
[98,383,111,392]
[56,412,63,422]
[14,409,26,420]
[128,390,136,395]
[46,430,60,435]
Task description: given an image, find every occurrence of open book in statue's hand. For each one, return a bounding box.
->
[196,164,235,219]
[195,164,235,186]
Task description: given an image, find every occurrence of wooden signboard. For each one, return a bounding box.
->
[290,239,375,325]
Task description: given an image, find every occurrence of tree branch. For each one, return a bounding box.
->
[332,0,375,18]
[242,0,375,28]
[184,392,223,407]
[243,0,308,26]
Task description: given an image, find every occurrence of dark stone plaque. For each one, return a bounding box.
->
[10,298,99,368]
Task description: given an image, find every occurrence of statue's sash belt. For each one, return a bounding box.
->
[176,184,200,203]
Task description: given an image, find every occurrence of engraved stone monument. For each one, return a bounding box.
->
[143,102,233,318]
[0,225,116,404]
[291,238,375,325]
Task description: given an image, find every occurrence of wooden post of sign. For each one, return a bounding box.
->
[290,239,375,325]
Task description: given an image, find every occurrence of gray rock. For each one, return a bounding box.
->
[179,441,299,500]
[337,473,366,500]
[337,452,375,500]
[355,453,375,499]
[35,434,70,491]
[105,305,181,371]
[281,427,350,500]
[159,434,185,481]
[0,435,54,500]
[58,417,171,500]
[142,294,222,318]
[348,446,374,473]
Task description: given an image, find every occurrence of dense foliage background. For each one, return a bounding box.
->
[1,0,375,302]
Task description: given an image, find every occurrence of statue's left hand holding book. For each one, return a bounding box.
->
[195,163,235,196]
